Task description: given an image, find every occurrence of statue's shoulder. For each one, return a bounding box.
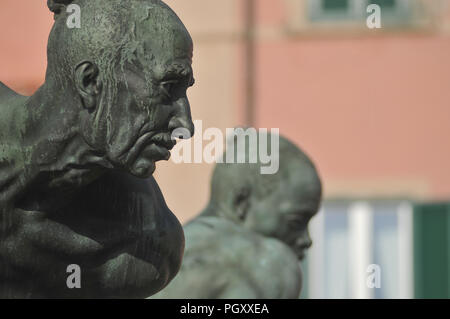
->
[185,216,298,267]
[185,216,237,235]
[257,237,300,274]
[0,82,27,136]
[256,237,302,297]
[182,217,301,298]
[0,82,20,100]
[184,216,251,248]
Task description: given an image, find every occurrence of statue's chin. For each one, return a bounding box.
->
[130,157,156,178]
[127,144,171,178]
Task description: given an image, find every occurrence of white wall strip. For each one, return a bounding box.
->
[397,201,414,299]
[348,201,374,299]
[308,208,325,298]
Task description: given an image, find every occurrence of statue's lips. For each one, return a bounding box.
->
[296,250,305,260]
[293,246,307,260]
[125,132,176,166]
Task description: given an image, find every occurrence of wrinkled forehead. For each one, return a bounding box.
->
[133,4,193,75]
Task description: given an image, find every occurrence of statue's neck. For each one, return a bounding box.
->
[199,202,238,223]
[0,84,108,209]
[21,85,86,169]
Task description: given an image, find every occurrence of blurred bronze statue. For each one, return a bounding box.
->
[153,132,322,299]
[0,0,195,298]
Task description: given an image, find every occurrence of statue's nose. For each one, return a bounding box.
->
[169,97,195,139]
[295,232,312,249]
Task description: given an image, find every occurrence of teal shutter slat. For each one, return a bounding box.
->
[413,203,450,299]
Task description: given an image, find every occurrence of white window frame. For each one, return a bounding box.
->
[306,199,414,299]
[284,0,437,34]
[308,0,413,24]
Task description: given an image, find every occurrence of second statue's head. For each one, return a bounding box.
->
[46,0,195,177]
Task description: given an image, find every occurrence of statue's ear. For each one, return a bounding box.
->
[233,186,251,221]
[75,61,102,111]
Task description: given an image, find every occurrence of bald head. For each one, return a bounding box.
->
[46,0,192,87]
[42,0,196,178]
[210,134,321,204]
[206,132,322,260]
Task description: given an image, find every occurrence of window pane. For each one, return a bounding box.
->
[373,203,399,299]
[324,204,349,298]
[322,0,349,11]
[370,0,396,9]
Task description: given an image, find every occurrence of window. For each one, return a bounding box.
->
[301,200,450,299]
[308,0,413,25]
[370,0,396,9]
[323,0,349,11]
[302,199,414,299]
[308,0,362,21]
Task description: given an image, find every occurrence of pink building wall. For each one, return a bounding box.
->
[1,1,449,222]
[250,0,450,200]
[0,1,52,94]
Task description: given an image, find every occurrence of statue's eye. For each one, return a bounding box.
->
[286,214,308,229]
[161,80,178,98]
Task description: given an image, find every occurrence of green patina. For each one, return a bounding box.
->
[0,0,194,298]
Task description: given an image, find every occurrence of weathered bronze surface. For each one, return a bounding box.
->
[0,0,195,298]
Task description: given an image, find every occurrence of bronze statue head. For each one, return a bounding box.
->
[0,0,195,298]
[207,133,322,260]
[45,0,195,178]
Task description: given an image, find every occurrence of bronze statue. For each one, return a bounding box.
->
[0,0,195,298]
[153,133,322,299]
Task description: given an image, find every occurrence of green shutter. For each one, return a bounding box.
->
[370,0,396,9]
[413,203,450,298]
[322,0,349,11]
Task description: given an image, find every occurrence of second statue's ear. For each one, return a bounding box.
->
[234,186,251,221]
[75,61,102,111]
